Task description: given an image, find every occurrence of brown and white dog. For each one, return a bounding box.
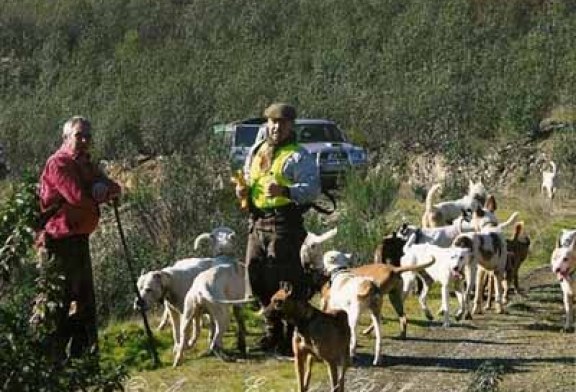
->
[550,233,576,332]
[265,282,350,392]
[320,251,384,365]
[484,222,531,308]
[421,180,487,228]
[303,242,434,341]
[453,230,508,315]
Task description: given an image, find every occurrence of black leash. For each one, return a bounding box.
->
[112,200,160,368]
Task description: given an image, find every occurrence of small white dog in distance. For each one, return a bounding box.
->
[541,160,558,200]
[321,250,384,366]
[550,233,576,332]
[400,244,471,327]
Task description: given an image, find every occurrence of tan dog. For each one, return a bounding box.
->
[265,282,350,392]
[320,251,384,365]
[316,253,434,340]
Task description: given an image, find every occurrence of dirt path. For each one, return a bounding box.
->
[343,267,575,392]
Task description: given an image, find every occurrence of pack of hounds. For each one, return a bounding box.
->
[134,160,574,392]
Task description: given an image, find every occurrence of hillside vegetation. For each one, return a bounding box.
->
[1,0,575,171]
[1,2,576,390]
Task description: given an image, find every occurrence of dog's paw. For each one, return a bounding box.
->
[424,310,434,321]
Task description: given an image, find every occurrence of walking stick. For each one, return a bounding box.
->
[112,199,160,368]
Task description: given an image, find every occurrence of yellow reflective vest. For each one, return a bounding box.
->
[249,142,299,209]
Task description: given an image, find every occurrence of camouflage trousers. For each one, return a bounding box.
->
[246,221,308,344]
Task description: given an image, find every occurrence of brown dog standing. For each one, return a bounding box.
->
[264,282,350,392]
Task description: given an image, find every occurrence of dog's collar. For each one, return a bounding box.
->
[329,266,349,284]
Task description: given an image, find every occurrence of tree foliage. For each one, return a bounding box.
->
[0,0,574,170]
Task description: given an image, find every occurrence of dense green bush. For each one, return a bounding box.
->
[0,176,127,391]
[1,0,575,170]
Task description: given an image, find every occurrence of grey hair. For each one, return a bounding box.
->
[62,116,91,139]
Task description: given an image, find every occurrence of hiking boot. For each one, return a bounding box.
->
[252,334,280,353]
[276,339,294,357]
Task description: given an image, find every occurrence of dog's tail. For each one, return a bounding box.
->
[390,256,435,274]
[550,161,557,175]
[424,183,442,214]
[512,221,524,241]
[357,280,381,300]
[497,211,519,231]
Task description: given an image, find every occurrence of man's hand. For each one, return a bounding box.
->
[231,170,248,210]
[265,182,289,198]
[92,181,109,203]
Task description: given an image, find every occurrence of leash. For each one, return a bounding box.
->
[112,199,160,368]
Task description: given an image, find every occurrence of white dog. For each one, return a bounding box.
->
[550,233,576,332]
[173,261,247,366]
[541,160,558,200]
[155,227,237,331]
[136,254,239,355]
[421,181,487,228]
[400,244,471,327]
[399,211,476,249]
[320,250,384,366]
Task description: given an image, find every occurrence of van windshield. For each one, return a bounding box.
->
[295,123,346,143]
[234,125,260,147]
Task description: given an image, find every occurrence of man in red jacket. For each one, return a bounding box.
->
[38,115,121,362]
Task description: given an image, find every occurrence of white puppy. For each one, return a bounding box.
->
[321,250,383,366]
[550,234,576,332]
[541,160,558,199]
[400,244,471,327]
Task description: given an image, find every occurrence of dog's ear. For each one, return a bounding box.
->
[485,194,497,212]
[159,271,171,288]
[280,281,293,296]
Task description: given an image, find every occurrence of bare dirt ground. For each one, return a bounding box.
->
[344,266,575,392]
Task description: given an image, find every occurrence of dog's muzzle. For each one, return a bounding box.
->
[133,297,149,311]
[451,268,463,280]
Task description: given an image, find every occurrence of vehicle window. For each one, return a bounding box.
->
[234,125,260,147]
[295,124,345,143]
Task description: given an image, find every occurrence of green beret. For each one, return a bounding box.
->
[263,103,297,120]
